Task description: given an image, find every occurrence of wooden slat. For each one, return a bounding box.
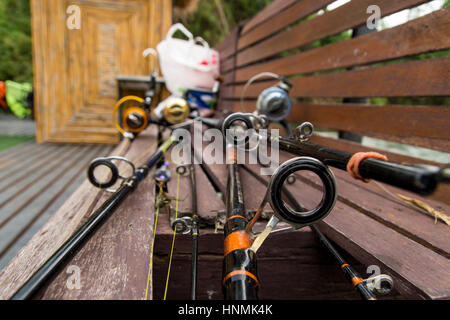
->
[0,146,103,261]
[238,0,334,50]
[241,0,298,35]
[0,145,113,270]
[318,203,450,299]
[243,158,449,299]
[230,57,450,99]
[237,0,428,67]
[214,27,239,61]
[236,7,450,82]
[288,103,450,152]
[232,100,450,151]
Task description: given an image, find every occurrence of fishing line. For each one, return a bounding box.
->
[144,183,164,300]
[163,171,181,300]
[240,72,281,112]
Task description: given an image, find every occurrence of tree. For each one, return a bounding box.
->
[0,0,32,83]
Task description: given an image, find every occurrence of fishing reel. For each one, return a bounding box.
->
[87,156,136,192]
[152,96,191,125]
[256,77,292,122]
[240,72,293,134]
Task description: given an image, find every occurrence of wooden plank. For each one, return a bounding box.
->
[0,145,65,183]
[0,143,45,173]
[0,145,114,270]
[152,223,388,300]
[0,136,131,299]
[0,146,86,216]
[214,27,239,61]
[191,123,228,196]
[238,0,334,51]
[230,57,450,99]
[236,0,428,67]
[287,103,450,152]
[229,100,450,151]
[236,7,450,82]
[317,208,450,299]
[0,145,104,261]
[241,0,298,35]
[36,129,159,299]
[165,160,225,226]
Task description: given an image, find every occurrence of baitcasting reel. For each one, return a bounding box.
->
[87,156,136,192]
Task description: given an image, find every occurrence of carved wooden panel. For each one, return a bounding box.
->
[32,0,172,144]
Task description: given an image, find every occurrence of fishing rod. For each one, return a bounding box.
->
[310,225,393,300]
[222,144,259,300]
[172,162,199,300]
[259,123,449,196]
[10,125,186,300]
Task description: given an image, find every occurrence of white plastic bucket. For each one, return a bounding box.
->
[156,23,220,96]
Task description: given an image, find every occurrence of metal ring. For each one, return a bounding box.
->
[87,157,136,189]
[87,158,119,189]
[176,164,189,176]
[221,112,254,146]
[268,157,337,228]
[171,216,193,234]
[286,174,296,185]
[295,122,314,142]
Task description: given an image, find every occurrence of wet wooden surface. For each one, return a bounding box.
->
[0,142,114,272]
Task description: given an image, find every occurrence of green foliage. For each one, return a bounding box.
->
[183,0,271,47]
[0,135,34,152]
[0,0,32,83]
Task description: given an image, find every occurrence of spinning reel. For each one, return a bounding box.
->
[241,72,293,134]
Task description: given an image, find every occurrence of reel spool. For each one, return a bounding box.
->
[256,78,292,122]
[153,96,190,125]
[113,96,148,138]
[87,156,136,192]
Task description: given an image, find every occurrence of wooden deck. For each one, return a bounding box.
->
[0,142,114,270]
[0,126,447,300]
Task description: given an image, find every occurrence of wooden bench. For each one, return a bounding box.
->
[0,0,448,300]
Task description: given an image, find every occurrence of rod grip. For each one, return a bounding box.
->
[359,159,440,195]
